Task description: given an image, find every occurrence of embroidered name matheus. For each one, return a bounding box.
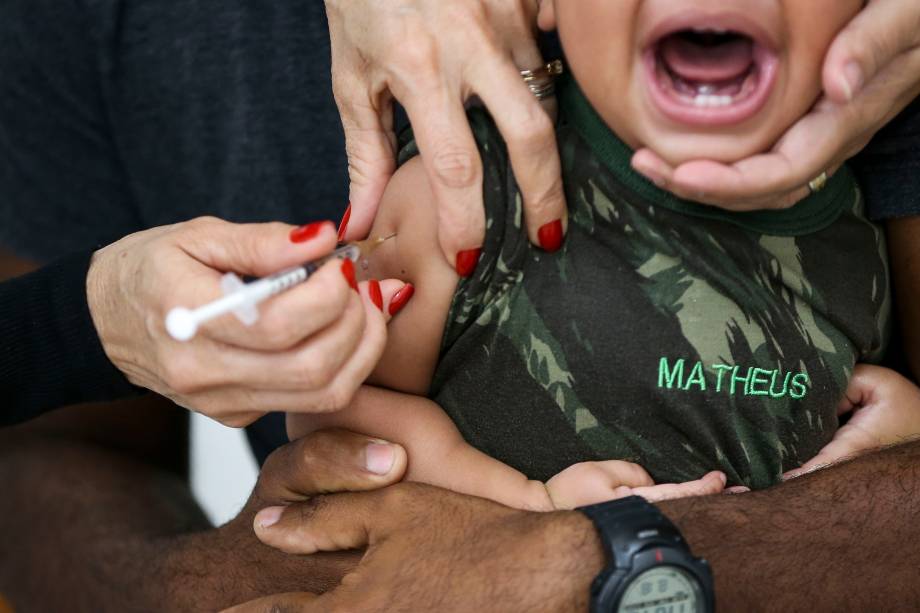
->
[658,358,810,399]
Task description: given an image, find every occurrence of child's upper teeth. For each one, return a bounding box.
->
[692,27,728,35]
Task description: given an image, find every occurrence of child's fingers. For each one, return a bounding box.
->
[583,460,656,488]
[544,460,654,508]
[783,458,832,481]
[784,426,875,480]
[837,364,882,414]
[627,471,727,503]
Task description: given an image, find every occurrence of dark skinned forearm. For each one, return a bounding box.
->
[888,217,920,379]
[0,400,355,612]
[655,441,920,611]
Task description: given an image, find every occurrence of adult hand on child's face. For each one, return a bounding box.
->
[632,0,920,211]
[87,217,411,427]
[784,365,920,480]
[326,0,567,273]
[228,483,604,613]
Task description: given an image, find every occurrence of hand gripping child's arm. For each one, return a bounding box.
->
[785,365,920,479]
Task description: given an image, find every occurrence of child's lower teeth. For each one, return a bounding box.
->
[692,94,734,107]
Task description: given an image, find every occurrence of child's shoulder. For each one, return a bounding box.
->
[363,108,530,394]
[360,151,464,395]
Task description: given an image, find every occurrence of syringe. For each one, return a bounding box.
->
[165,234,395,342]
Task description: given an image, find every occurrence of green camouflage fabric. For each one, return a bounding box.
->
[398,76,890,490]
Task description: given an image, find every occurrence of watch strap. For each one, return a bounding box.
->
[579,496,688,570]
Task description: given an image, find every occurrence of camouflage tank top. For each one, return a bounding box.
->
[398,76,890,489]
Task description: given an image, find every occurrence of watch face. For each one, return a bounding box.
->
[617,565,704,613]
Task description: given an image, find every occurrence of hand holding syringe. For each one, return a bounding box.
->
[166,235,395,342]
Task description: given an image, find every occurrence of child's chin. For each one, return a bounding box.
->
[641,132,775,167]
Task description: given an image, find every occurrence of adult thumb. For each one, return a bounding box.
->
[822,0,920,103]
[178,217,338,277]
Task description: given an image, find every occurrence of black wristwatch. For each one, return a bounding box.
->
[579,496,714,613]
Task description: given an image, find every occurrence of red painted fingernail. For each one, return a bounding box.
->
[455,248,481,278]
[290,221,332,244]
[388,283,415,316]
[537,219,564,253]
[368,279,383,311]
[337,203,352,243]
[341,258,358,292]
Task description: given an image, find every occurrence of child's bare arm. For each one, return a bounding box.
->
[287,386,556,510]
[288,387,724,509]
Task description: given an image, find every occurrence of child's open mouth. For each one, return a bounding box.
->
[643,15,779,126]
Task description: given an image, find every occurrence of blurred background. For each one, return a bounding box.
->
[190,413,258,525]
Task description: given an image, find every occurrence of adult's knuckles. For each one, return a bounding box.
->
[336,91,382,130]
[344,133,392,171]
[391,34,440,80]
[846,29,896,77]
[320,380,360,412]
[159,353,205,394]
[183,216,224,235]
[256,318,301,352]
[505,106,555,157]
[524,176,566,218]
[377,482,418,512]
[487,0,535,28]
[431,144,481,189]
[441,0,488,32]
[293,494,332,526]
[291,353,340,392]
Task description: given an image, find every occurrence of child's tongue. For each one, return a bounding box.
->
[659,33,753,91]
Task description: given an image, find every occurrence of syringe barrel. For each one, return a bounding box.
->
[261,266,311,295]
[259,243,361,295]
[180,243,365,330]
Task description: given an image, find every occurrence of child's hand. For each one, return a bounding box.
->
[785,365,920,479]
[545,460,726,509]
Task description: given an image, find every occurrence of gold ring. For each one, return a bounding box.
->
[521,60,564,100]
[808,172,828,194]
